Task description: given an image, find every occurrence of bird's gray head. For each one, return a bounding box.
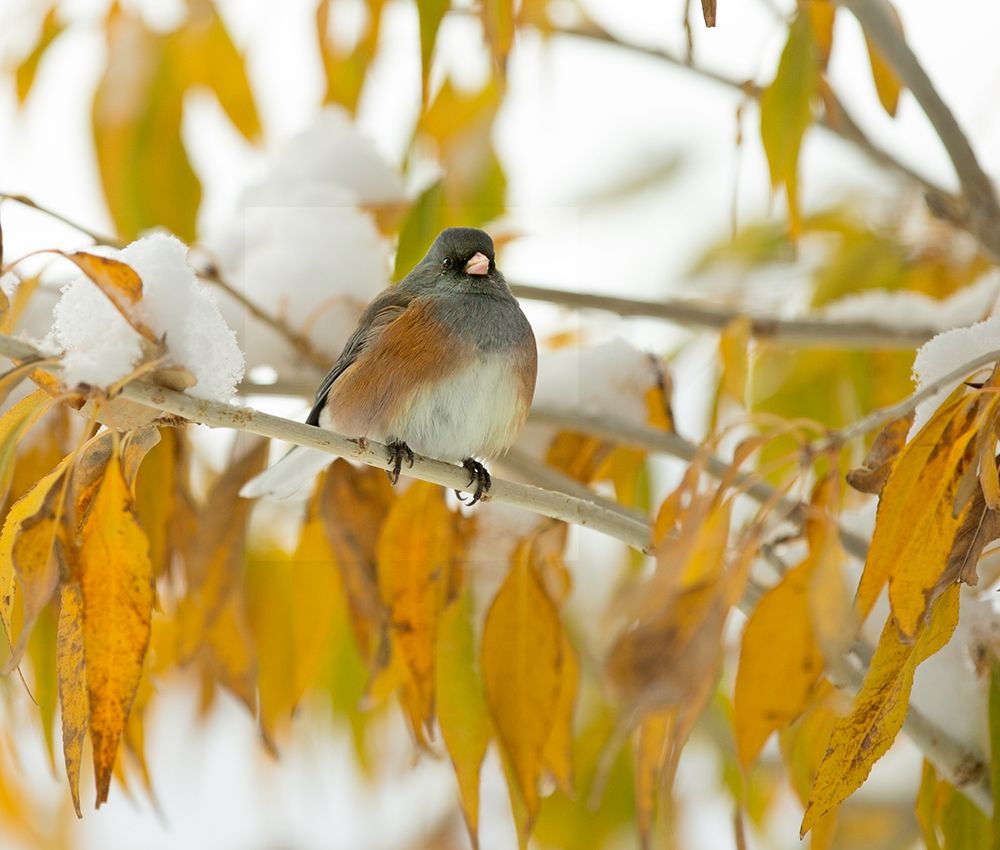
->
[421,227,497,283]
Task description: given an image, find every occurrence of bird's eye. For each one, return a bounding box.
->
[442,257,453,270]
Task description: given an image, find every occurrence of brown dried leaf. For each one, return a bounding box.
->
[942,486,1000,589]
[701,0,717,27]
[846,411,914,495]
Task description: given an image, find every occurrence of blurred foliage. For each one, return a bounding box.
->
[1,0,1000,849]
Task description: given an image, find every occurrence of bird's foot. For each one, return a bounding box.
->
[456,458,491,505]
[386,441,414,485]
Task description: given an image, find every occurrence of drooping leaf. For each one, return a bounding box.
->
[801,586,960,835]
[14,6,65,105]
[944,486,1000,590]
[543,633,579,794]
[989,659,1000,846]
[171,0,261,141]
[394,181,445,281]
[863,3,904,117]
[316,0,387,113]
[79,448,155,807]
[0,389,56,510]
[759,12,820,233]
[480,0,515,75]
[376,481,454,731]
[93,6,200,240]
[437,589,492,848]
[801,0,835,68]
[417,0,450,102]
[132,427,178,578]
[856,393,988,637]
[56,582,87,818]
[734,560,824,767]
[701,0,717,27]
[482,537,563,829]
[846,411,914,495]
[176,441,268,661]
[203,586,257,715]
[635,710,673,849]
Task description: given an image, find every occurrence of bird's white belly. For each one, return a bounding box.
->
[387,354,526,462]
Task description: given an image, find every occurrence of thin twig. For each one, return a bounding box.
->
[509,282,939,348]
[548,20,997,261]
[0,193,124,248]
[825,348,1000,446]
[0,330,989,810]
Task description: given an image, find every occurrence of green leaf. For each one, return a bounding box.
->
[394,181,444,280]
[942,790,991,850]
[760,12,820,234]
[417,0,449,103]
[990,659,1000,849]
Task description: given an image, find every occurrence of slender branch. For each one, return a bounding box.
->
[826,348,1000,445]
[0,330,988,809]
[548,19,999,262]
[509,283,939,348]
[834,0,1000,260]
[0,193,124,248]
[530,405,872,561]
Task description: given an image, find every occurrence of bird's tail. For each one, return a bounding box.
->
[239,446,332,500]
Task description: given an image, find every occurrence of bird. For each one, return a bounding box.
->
[240,227,537,504]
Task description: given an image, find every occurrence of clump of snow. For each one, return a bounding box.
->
[50,233,244,400]
[910,313,1000,436]
[823,271,999,332]
[204,106,404,376]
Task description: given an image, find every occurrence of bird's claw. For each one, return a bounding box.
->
[386,441,414,485]
[455,458,491,505]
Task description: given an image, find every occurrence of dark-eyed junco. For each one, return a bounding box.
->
[241,227,537,504]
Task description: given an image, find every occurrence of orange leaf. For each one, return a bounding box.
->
[436,590,491,847]
[79,447,154,807]
[56,582,87,819]
[856,393,987,637]
[60,252,157,342]
[863,4,904,117]
[376,481,454,732]
[635,710,674,850]
[801,586,960,835]
[482,538,563,829]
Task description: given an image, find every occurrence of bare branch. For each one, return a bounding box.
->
[0,192,124,248]
[509,283,938,348]
[825,348,1000,445]
[834,0,1000,259]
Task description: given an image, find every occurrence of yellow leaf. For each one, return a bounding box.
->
[289,476,340,706]
[93,6,200,241]
[0,359,59,409]
[719,317,752,404]
[56,582,86,818]
[436,590,491,847]
[79,448,154,807]
[14,6,65,105]
[176,441,267,661]
[760,12,820,234]
[0,389,56,507]
[171,1,261,141]
[856,393,987,637]
[801,0,835,68]
[132,427,177,577]
[863,3,904,118]
[543,633,579,794]
[320,459,395,666]
[482,538,563,828]
[801,586,960,835]
[203,588,257,715]
[480,0,514,75]
[417,0,449,102]
[734,561,824,767]
[376,481,454,731]
[315,0,387,114]
[635,710,673,850]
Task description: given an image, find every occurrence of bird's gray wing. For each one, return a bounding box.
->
[305,286,415,427]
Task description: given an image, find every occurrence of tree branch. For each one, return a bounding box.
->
[549,18,1000,262]
[509,283,939,348]
[0,330,988,809]
[834,0,1000,259]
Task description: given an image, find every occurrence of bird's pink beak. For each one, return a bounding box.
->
[464,252,489,276]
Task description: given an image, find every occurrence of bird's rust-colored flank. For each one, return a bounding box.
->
[324,297,472,437]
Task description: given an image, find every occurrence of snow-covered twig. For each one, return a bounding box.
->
[0,330,990,811]
[833,0,1000,260]
[509,283,939,348]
